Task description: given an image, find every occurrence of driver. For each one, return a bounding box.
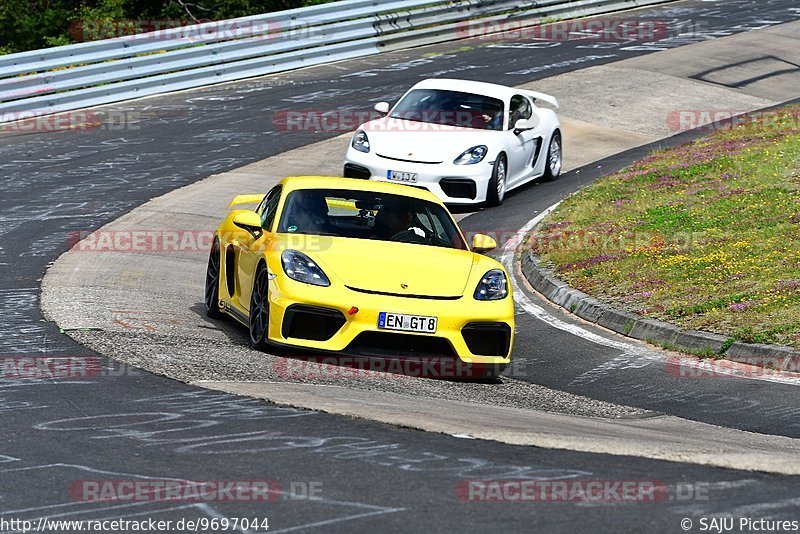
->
[481,108,503,130]
[372,203,423,240]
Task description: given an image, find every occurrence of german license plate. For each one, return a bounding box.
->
[378,312,437,333]
[387,170,418,183]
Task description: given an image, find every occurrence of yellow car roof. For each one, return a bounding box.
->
[279,176,444,205]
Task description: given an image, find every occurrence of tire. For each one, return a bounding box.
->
[249,264,271,351]
[204,238,224,318]
[542,130,562,182]
[486,154,507,207]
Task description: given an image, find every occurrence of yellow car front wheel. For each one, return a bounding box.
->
[249,265,272,350]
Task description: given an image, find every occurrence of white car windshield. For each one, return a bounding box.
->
[278,189,467,250]
[389,89,505,131]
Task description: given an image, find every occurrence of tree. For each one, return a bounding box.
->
[0,0,334,54]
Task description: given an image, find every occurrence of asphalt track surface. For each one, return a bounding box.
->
[3,0,800,531]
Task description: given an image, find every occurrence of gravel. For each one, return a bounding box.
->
[70,328,652,419]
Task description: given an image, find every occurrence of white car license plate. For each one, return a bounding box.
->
[387,170,418,183]
[378,312,437,333]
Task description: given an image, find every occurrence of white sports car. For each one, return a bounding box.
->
[343,78,561,206]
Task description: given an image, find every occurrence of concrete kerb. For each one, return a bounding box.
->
[520,249,800,366]
[518,92,800,369]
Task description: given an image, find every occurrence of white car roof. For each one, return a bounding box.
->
[410,78,520,101]
[408,78,559,108]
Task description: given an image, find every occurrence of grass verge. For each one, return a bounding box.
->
[529,106,800,348]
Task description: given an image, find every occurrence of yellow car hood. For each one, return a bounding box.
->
[283,235,476,297]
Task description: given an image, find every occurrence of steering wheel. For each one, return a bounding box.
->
[389,228,428,244]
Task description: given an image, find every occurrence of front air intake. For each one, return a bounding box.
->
[461,322,511,357]
[282,305,346,341]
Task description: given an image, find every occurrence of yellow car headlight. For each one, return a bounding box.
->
[281,250,330,287]
[474,269,508,300]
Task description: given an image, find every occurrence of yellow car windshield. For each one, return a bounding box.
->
[277,189,467,250]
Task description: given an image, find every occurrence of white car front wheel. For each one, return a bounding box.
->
[543,131,562,181]
[486,155,507,206]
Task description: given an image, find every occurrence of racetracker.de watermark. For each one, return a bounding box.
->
[274,357,504,380]
[68,18,320,42]
[526,228,696,256]
[1,356,140,379]
[0,110,141,133]
[666,109,800,133]
[69,480,279,502]
[68,229,217,254]
[68,480,323,502]
[667,356,800,379]
[66,230,339,254]
[273,109,509,132]
[455,18,669,42]
[456,480,711,502]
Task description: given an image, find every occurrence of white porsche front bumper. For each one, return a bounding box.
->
[343,146,494,205]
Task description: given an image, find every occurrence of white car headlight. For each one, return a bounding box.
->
[474,269,508,300]
[281,250,330,287]
[454,145,488,165]
[352,130,370,153]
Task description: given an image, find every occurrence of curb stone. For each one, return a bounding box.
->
[726,342,800,366]
[596,308,639,336]
[520,251,800,368]
[675,330,730,354]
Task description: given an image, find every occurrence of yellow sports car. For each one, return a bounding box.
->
[205,176,513,377]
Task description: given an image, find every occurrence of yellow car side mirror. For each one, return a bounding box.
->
[472,233,497,254]
[233,210,263,238]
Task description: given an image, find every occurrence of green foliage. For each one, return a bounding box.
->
[1,0,79,53]
[0,0,337,54]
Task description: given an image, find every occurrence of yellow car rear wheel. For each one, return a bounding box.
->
[204,238,224,319]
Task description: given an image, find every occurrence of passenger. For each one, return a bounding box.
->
[287,192,330,234]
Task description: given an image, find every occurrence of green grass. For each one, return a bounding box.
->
[530,106,800,348]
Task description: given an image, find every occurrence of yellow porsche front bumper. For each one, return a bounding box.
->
[266,274,514,365]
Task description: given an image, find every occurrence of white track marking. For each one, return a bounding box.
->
[269,508,407,533]
[0,462,404,534]
[689,496,800,519]
[501,202,649,354]
[502,202,800,386]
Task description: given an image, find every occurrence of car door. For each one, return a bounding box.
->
[503,94,539,186]
[236,185,282,312]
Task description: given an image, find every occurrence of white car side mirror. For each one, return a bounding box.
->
[374,102,390,114]
[513,118,537,133]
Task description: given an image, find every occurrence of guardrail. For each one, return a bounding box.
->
[0,0,675,123]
